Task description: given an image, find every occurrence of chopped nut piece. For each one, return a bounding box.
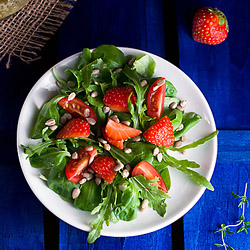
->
[153,147,159,156]
[68,92,76,101]
[124,148,132,154]
[169,102,177,110]
[122,169,129,178]
[72,188,80,199]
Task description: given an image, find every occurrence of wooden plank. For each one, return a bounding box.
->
[218,130,250,163]
[183,162,250,250]
[0,134,44,250]
[57,0,174,249]
[175,0,250,130]
[59,221,172,250]
[175,0,250,249]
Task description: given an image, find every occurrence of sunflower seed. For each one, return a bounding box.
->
[82,172,93,180]
[98,138,107,144]
[180,100,188,108]
[128,57,136,66]
[85,146,93,152]
[140,199,149,212]
[118,184,127,191]
[169,102,177,110]
[124,148,132,154]
[121,120,130,126]
[45,119,56,126]
[83,108,90,118]
[140,79,148,87]
[122,169,129,178]
[181,134,186,142]
[176,124,184,131]
[104,143,111,151]
[68,92,76,101]
[157,153,163,162]
[176,105,184,111]
[60,116,67,125]
[86,118,96,125]
[63,113,73,120]
[125,164,131,171]
[49,125,58,131]
[79,178,87,185]
[132,135,141,142]
[91,91,98,98]
[91,69,100,75]
[102,106,110,113]
[67,81,75,88]
[153,147,159,156]
[56,81,64,88]
[174,141,182,148]
[72,152,78,159]
[95,177,102,185]
[113,68,123,73]
[72,188,80,199]
[109,115,120,123]
[114,162,124,171]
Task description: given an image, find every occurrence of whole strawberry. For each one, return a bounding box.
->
[192,7,229,45]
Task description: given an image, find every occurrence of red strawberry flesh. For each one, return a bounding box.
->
[56,118,90,139]
[90,156,116,184]
[105,118,141,140]
[103,86,136,113]
[143,115,174,147]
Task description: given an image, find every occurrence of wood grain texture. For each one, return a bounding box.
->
[175,0,250,249]
[59,220,172,250]
[0,136,44,250]
[175,0,250,130]
[57,0,174,249]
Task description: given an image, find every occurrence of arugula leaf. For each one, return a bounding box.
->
[76,48,92,70]
[23,139,67,158]
[169,130,218,152]
[122,65,149,129]
[130,175,169,217]
[132,54,156,78]
[52,67,67,87]
[174,112,202,139]
[31,95,64,139]
[29,147,70,169]
[47,158,80,201]
[91,45,126,71]
[87,184,113,243]
[114,180,140,221]
[162,151,214,191]
[165,80,177,97]
[74,180,102,211]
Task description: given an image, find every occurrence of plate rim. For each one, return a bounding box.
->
[16,47,218,237]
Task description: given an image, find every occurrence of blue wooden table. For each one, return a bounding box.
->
[1,0,250,249]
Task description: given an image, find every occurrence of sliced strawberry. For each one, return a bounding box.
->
[103,86,136,113]
[56,118,90,139]
[132,161,168,193]
[101,128,124,149]
[105,118,141,140]
[143,115,174,147]
[58,97,97,121]
[66,147,98,183]
[90,156,116,184]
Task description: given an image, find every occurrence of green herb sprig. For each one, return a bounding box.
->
[215,183,250,250]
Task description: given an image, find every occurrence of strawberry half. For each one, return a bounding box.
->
[143,115,174,147]
[101,128,124,149]
[103,86,136,113]
[105,118,141,140]
[56,118,90,139]
[192,7,229,45]
[90,156,116,184]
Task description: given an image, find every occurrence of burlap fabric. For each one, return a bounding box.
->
[0,0,76,68]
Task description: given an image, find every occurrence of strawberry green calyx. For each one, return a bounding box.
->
[208,7,229,30]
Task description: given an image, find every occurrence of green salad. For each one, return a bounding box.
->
[23,45,218,243]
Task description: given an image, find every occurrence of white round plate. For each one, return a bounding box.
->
[17,47,217,237]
